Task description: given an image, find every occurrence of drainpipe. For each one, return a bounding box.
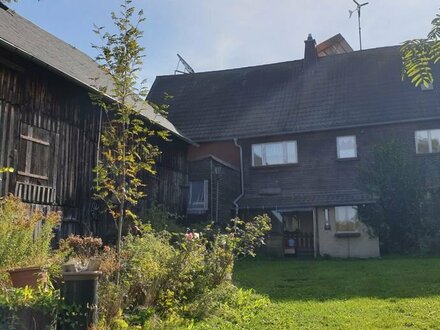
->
[233,138,244,216]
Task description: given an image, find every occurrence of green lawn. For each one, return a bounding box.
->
[204,257,440,329]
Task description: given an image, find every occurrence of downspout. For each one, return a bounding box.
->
[233,138,244,216]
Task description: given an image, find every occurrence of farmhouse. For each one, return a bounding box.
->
[148,34,440,258]
[0,4,192,238]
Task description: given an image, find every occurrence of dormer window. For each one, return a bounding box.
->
[252,141,298,166]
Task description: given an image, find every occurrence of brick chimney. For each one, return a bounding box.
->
[304,34,318,68]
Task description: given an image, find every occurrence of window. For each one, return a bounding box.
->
[187,180,208,213]
[336,136,357,159]
[415,129,440,154]
[324,208,331,230]
[252,141,297,166]
[335,206,358,232]
[17,123,51,181]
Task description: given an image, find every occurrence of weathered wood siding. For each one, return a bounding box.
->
[0,48,189,237]
[0,49,100,236]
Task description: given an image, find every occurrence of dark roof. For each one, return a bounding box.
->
[0,5,191,143]
[239,190,373,209]
[148,46,440,142]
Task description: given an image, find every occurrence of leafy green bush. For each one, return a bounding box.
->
[0,285,59,329]
[97,214,271,327]
[139,203,184,233]
[0,195,60,270]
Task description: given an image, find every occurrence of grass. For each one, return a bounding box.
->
[199,256,440,329]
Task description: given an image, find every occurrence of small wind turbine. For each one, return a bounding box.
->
[349,0,369,50]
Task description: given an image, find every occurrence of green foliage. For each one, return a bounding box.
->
[0,195,60,270]
[96,214,271,327]
[401,10,440,87]
[139,203,184,233]
[0,167,14,173]
[357,140,426,253]
[91,0,170,283]
[0,285,59,329]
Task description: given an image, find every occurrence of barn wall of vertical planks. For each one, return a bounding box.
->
[0,47,189,238]
[0,48,100,236]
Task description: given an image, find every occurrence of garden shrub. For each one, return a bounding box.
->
[0,195,60,271]
[0,285,59,329]
[96,214,271,327]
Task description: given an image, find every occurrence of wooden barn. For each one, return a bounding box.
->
[0,4,191,237]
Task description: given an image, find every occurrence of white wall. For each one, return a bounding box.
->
[317,207,380,258]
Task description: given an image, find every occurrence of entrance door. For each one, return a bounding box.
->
[283,211,314,257]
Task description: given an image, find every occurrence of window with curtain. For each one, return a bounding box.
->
[188,180,208,213]
[336,136,357,159]
[252,141,297,166]
[335,206,359,232]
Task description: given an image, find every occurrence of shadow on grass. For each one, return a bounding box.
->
[233,256,440,302]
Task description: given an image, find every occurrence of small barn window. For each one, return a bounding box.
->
[187,180,208,213]
[17,123,50,181]
[415,129,440,154]
[252,141,297,166]
[336,136,357,159]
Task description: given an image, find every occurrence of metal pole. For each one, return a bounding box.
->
[358,10,362,50]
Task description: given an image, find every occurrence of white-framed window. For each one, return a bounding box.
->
[335,206,358,232]
[324,208,331,230]
[415,129,440,154]
[252,141,297,166]
[336,135,357,159]
[187,180,208,213]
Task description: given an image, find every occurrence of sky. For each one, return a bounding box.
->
[6,0,440,88]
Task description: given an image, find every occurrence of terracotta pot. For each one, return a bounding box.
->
[8,266,47,288]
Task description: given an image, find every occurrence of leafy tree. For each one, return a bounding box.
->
[401,11,440,87]
[358,140,426,254]
[92,0,168,281]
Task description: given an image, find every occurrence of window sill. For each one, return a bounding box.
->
[251,163,299,170]
[415,152,440,157]
[336,157,359,162]
[187,209,208,215]
[335,231,361,238]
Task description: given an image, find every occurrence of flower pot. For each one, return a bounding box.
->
[8,266,47,288]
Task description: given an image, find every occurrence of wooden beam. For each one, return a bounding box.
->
[20,134,50,146]
[17,171,48,181]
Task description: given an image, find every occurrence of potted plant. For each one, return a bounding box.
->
[0,195,60,288]
[59,235,104,272]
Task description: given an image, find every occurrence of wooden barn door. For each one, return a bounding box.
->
[15,122,57,205]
